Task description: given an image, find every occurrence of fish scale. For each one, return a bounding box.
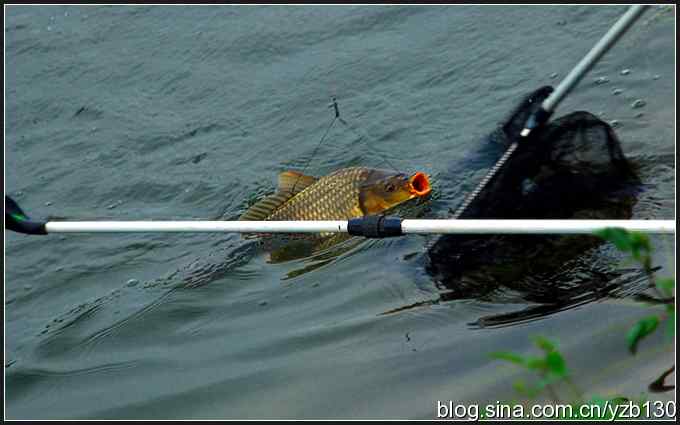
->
[269,167,369,221]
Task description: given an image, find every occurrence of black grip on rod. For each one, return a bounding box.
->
[347,215,403,238]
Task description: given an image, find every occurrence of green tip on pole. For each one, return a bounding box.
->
[5,196,48,235]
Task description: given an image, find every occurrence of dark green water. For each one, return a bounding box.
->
[4,5,675,419]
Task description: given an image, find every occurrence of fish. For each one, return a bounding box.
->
[239,166,432,267]
[239,166,431,222]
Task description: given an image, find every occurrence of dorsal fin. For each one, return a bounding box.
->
[239,171,318,221]
[239,191,295,221]
[278,171,317,194]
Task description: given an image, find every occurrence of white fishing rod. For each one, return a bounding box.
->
[4,196,675,236]
[43,219,675,235]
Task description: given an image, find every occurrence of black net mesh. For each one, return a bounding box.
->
[426,87,643,306]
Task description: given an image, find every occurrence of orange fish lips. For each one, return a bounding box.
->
[408,172,431,197]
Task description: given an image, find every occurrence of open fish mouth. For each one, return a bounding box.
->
[408,172,431,197]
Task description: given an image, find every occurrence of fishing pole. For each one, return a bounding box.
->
[452,4,649,219]
[5,196,675,236]
[5,6,661,240]
[522,4,648,137]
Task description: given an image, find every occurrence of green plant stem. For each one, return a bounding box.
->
[564,377,584,403]
[542,371,561,403]
[546,384,561,404]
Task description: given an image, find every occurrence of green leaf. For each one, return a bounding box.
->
[627,315,660,354]
[584,396,613,419]
[629,232,651,253]
[513,379,539,398]
[525,356,547,371]
[490,351,526,366]
[628,231,651,262]
[512,379,528,395]
[594,228,633,252]
[587,395,607,407]
[665,308,675,338]
[656,277,675,297]
[546,351,568,377]
[534,376,550,390]
[608,396,631,405]
[531,335,556,352]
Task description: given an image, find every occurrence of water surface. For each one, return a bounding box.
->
[5,5,675,419]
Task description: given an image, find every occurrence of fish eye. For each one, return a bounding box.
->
[385,184,396,192]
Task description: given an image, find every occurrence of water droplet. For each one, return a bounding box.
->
[258,300,268,306]
[620,69,630,76]
[612,88,623,96]
[610,120,621,128]
[126,278,139,287]
[521,179,538,196]
[631,99,646,109]
[549,72,558,79]
[594,76,609,85]
[45,201,52,206]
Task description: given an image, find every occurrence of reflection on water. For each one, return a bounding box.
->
[260,234,365,280]
[380,244,655,328]
[467,263,655,329]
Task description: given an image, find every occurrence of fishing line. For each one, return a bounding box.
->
[305,96,402,176]
[291,97,403,196]
[337,116,402,174]
[327,96,401,173]
[291,114,337,193]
